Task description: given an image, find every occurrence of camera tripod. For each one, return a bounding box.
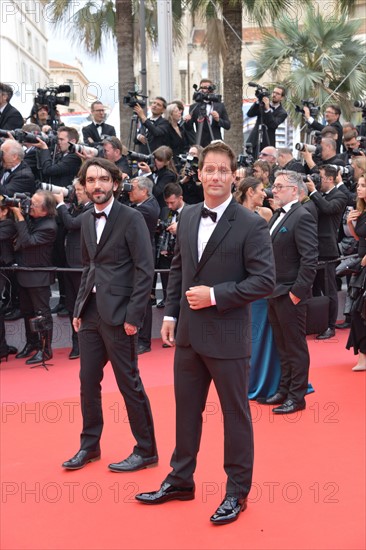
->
[195,103,215,147]
[127,113,139,151]
[29,332,53,371]
[254,102,270,158]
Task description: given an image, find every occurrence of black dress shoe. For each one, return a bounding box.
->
[6,345,18,355]
[156,300,165,308]
[4,309,22,321]
[210,496,247,525]
[51,303,64,314]
[15,343,38,359]
[272,399,306,414]
[336,321,351,329]
[57,307,70,318]
[316,327,335,340]
[25,350,53,365]
[257,392,286,405]
[68,345,80,360]
[135,481,195,504]
[62,449,101,470]
[137,344,151,355]
[108,452,158,472]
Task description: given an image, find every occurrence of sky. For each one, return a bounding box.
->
[47,24,119,108]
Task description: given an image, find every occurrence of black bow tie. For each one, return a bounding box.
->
[92,211,107,219]
[95,123,102,129]
[275,207,286,214]
[201,207,217,223]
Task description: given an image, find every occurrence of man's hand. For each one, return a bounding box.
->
[138,162,151,173]
[136,134,147,144]
[73,318,81,332]
[301,147,316,169]
[33,137,48,150]
[262,96,270,110]
[303,106,311,119]
[211,110,220,122]
[76,148,96,161]
[183,113,192,123]
[133,104,147,123]
[53,191,65,204]
[124,322,137,336]
[185,285,212,310]
[306,176,316,194]
[167,222,177,235]
[9,206,24,222]
[289,291,301,305]
[161,320,176,347]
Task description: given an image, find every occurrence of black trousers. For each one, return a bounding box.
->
[18,285,52,346]
[313,262,338,329]
[165,345,253,499]
[268,294,309,403]
[78,296,157,456]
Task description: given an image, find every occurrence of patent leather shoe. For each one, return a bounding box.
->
[26,350,53,365]
[336,321,351,329]
[137,344,151,355]
[7,345,17,355]
[108,452,158,472]
[156,300,165,309]
[62,449,101,470]
[272,399,306,414]
[135,481,195,504]
[210,496,247,525]
[316,328,335,340]
[68,345,80,360]
[257,392,286,405]
[15,343,38,359]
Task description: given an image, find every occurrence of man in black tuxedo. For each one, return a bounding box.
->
[82,101,116,144]
[135,142,275,524]
[134,97,170,154]
[128,176,160,354]
[304,104,343,154]
[11,190,57,365]
[0,139,36,196]
[247,85,287,158]
[306,164,348,339]
[62,158,157,472]
[0,83,24,130]
[102,136,131,177]
[184,79,231,148]
[259,171,318,413]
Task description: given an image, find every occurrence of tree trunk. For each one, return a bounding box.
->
[115,0,135,145]
[222,3,243,155]
[206,19,221,86]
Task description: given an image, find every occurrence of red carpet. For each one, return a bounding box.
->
[1,332,365,550]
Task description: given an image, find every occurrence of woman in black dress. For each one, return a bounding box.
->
[346,174,366,371]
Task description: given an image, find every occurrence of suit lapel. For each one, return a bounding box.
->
[271,202,300,240]
[188,205,201,271]
[95,200,119,254]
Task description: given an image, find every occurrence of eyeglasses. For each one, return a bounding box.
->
[272,185,296,191]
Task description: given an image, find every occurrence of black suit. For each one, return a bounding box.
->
[0,103,24,130]
[0,161,36,197]
[164,199,275,497]
[268,203,318,403]
[185,101,231,147]
[38,150,82,187]
[247,102,288,157]
[150,168,177,211]
[310,187,348,328]
[82,122,116,144]
[136,116,170,154]
[73,199,156,456]
[307,119,343,153]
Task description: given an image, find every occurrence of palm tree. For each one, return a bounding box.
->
[251,6,366,124]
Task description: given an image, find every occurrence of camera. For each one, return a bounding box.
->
[39,182,73,198]
[295,99,320,118]
[121,180,133,193]
[68,142,99,157]
[123,90,147,108]
[35,85,71,110]
[192,84,222,104]
[295,143,317,153]
[238,143,254,168]
[248,81,270,102]
[0,192,32,214]
[127,150,155,169]
[29,314,48,333]
[354,100,366,110]
[302,173,321,188]
[0,128,56,146]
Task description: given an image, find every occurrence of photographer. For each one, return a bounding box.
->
[0,83,24,130]
[0,139,36,196]
[247,85,287,159]
[134,97,170,154]
[340,130,364,164]
[277,147,306,174]
[82,101,116,144]
[304,104,343,154]
[11,190,57,365]
[301,138,345,173]
[179,144,204,204]
[184,79,230,147]
[138,145,178,211]
[102,136,131,178]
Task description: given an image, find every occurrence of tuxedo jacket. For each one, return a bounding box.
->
[0,103,24,130]
[185,102,231,147]
[136,115,170,154]
[310,187,348,258]
[0,218,16,266]
[56,202,94,267]
[134,195,160,246]
[74,200,154,328]
[247,102,288,150]
[268,202,318,299]
[150,167,178,211]
[14,216,57,287]
[82,122,116,144]
[38,149,82,187]
[0,161,36,197]
[165,198,275,359]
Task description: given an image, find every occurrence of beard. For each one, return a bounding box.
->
[86,187,114,205]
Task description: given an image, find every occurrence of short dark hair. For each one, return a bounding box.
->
[199,141,237,172]
[320,164,338,180]
[321,126,337,137]
[155,96,167,109]
[274,85,286,97]
[164,182,183,199]
[343,130,358,141]
[58,126,79,143]
[327,104,341,117]
[91,100,103,111]
[78,158,123,197]
[0,83,14,102]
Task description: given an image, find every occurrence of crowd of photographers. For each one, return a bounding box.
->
[0,79,365,365]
